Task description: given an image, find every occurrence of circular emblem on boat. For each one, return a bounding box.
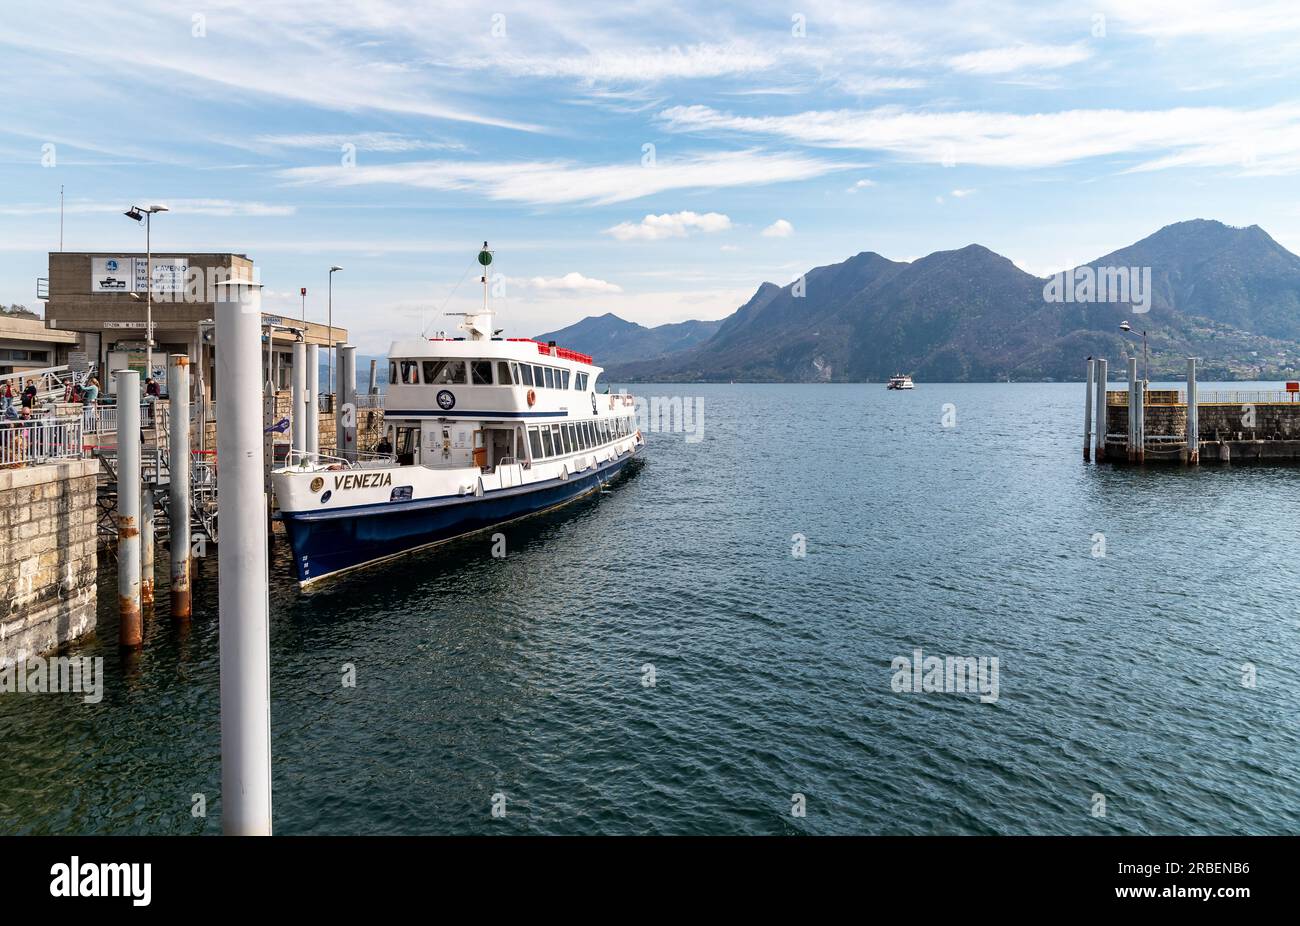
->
[310,476,323,492]
[436,389,456,410]
[320,490,332,504]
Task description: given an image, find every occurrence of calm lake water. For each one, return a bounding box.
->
[3,382,1299,834]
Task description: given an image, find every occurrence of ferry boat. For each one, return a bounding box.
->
[271,244,645,585]
[887,374,915,390]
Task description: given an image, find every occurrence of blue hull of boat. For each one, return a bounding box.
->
[280,447,641,584]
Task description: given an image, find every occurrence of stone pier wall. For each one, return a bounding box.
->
[0,460,99,668]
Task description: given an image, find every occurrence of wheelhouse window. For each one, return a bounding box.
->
[398,360,419,384]
[497,361,512,386]
[575,372,589,391]
[423,360,466,385]
[543,367,555,389]
[562,370,571,389]
[528,427,543,460]
[510,362,521,385]
[471,360,494,385]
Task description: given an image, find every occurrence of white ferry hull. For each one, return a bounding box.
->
[278,444,642,585]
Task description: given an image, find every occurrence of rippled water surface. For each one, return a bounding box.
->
[3,383,1299,834]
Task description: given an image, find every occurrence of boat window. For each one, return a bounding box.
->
[471,360,494,385]
[575,372,587,391]
[395,426,419,465]
[582,422,592,449]
[542,367,553,389]
[528,427,543,460]
[540,427,555,457]
[497,361,512,386]
[560,424,573,454]
[516,428,527,458]
[510,362,521,385]
[399,360,419,384]
[568,423,580,452]
[562,370,571,389]
[423,359,466,385]
[389,361,398,383]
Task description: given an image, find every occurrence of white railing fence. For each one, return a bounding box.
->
[0,416,85,466]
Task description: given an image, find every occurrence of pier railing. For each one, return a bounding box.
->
[1106,389,1300,406]
[0,416,85,466]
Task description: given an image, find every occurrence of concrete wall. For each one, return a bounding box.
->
[1106,401,1300,440]
[0,459,99,668]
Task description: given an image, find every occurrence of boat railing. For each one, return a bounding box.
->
[282,448,397,471]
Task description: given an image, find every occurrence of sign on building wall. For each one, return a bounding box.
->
[91,257,189,293]
[91,257,135,292]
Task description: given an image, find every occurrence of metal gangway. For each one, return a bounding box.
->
[0,362,96,409]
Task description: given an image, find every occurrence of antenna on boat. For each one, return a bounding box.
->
[446,241,495,341]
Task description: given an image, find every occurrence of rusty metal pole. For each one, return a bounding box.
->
[1094,358,1107,462]
[1083,358,1094,462]
[169,354,192,619]
[1187,357,1199,465]
[215,279,273,835]
[141,484,155,611]
[116,370,142,646]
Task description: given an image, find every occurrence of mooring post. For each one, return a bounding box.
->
[168,354,192,619]
[337,343,357,462]
[305,343,319,456]
[1094,358,1108,461]
[116,370,142,647]
[1084,358,1095,462]
[141,485,155,611]
[214,279,273,836]
[1186,357,1199,465]
[1126,358,1138,462]
[368,358,378,395]
[291,340,306,455]
[1135,367,1146,464]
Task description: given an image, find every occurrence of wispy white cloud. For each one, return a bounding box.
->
[947,42,1091,75]
[847,178,877,192]
[762,219,794,238]
[280,151,853,205]
[659,102,1300,173]
[950,188,975,197]
[604,211,732,241]
[0,198,295,217]
[458,43,777,82]
[518,272,623,293]
[244,133,463,153]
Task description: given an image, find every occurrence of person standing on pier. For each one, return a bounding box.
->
[83,377,100,406]
[1,380,12,415]
[21,379,36,411]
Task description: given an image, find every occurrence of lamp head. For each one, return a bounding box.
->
[124,207,144,222]
[1119,320,1132,333]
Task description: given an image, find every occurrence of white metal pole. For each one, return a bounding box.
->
[1083,358,1094,462]
[1127,357,1138,462]
[146,212,152,382]
[305,343,319,455]
[1186,357,1199,465]
[338,344,357,461]
[117,370,142,647]
[169,354,191,619]
[291,341,306,453]
[214,279,272,836]
[1094,358,1107,462]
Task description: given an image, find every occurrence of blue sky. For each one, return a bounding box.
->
[3,0,1300,353]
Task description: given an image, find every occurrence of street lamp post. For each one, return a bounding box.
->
[1119,320,1148,386]
[124,204,169,381]
[328,266,342,404]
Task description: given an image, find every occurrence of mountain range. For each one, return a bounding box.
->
[534,220,1300,382]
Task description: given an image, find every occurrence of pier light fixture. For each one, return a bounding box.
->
[123,204,169,379]
[1119,319,1149,386]
[328,265,343,400]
